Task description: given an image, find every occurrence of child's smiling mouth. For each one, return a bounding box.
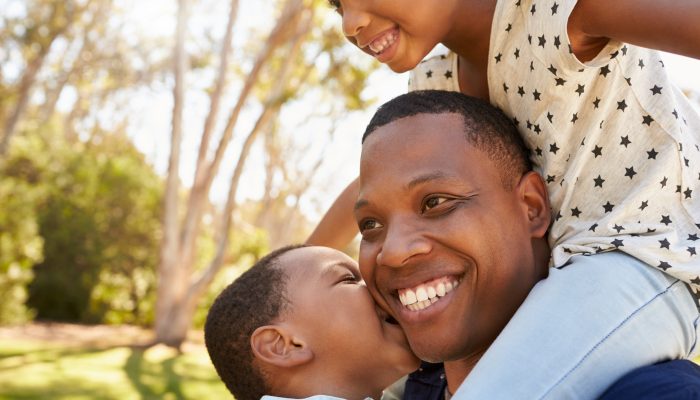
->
[366,29,398,55]
[397,276,461,312]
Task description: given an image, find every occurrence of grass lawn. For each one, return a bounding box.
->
[0,324,230,400]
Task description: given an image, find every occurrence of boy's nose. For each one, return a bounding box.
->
[376,221,431,268]
[342,8,371,38]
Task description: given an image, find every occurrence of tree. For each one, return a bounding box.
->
[154,0,379,348]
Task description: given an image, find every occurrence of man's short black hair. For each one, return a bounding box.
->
[362,90,532,189]
[204,244,309,400]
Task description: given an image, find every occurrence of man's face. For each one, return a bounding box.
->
[355,113,544,362]
[282,246,419,386]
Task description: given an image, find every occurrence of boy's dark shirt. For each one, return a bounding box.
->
[403,360,700,400]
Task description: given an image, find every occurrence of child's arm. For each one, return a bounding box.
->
[569,0,700,60]
[306,177,360,250]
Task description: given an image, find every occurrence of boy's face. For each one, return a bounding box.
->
[330,0,457,72]
[281,246,419,384]
[355,113,542,363]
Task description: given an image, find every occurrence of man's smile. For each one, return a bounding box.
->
[397,275,462,311]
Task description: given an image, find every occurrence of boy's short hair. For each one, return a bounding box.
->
[362,90,532,190]
[204,244,308,400]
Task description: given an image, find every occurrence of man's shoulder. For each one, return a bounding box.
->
[600,360,700,400]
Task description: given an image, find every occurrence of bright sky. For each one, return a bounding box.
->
[116,0,700,221]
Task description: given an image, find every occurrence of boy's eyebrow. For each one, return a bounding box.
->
[321,261,358,280]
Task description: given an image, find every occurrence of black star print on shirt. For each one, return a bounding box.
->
[625,167,637,179]
[600,65,611,77]
[660,215,672,225]
[426,70,433,78]
[575,84,585,96]
[660,238,671,249]
[571,207,582,218]
[444,70,453,79]
[603,201,615,213]
[640,200,648,210]
[551,2,559,14]
[554,35,561,48]
[571,113,579,124]
[592,145,603,157]
[617,99,627,112]
[612,239,624,248]
[647,148,658,159]
[594,175,605,188]
[613,224,625,233]
[549,143,560,154]
[689,234,699,241]
[533,89,541,101]
[643,115,654,126]
[620,135,631,147]
[538,35,546,47]
[658,261,672,271]
[650,85,663,95]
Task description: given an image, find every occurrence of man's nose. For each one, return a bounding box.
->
[376,220,431,268]
[342,8,370,38]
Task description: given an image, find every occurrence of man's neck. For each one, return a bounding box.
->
[443,352,484,395]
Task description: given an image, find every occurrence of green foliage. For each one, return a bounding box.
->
[0,163,43,324]
[191,227,270,329]
[0,123,163,326]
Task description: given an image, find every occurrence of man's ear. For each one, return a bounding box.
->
[517,171,551,238]
[251,325,314,368]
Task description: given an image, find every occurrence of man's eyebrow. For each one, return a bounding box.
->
[354,171,463,210]
[406,171,460,190]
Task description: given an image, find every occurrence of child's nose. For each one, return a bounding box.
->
[342,8,370,38]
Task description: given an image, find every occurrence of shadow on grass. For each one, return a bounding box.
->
[0,340,228,400]
[125,348,185,400]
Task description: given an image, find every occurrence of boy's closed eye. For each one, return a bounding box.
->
[327,0,341,12]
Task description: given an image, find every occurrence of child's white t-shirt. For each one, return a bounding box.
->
[409,0,700,301]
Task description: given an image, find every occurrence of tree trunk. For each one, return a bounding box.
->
[152,0,312,349]
[154,0,189,349]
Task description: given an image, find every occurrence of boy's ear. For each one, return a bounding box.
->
[251,325,314,368]
[517,171,551,238]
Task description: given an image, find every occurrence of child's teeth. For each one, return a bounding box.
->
[368,31,395,54]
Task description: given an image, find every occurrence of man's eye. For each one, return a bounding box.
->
[422,196,449,212]
[359,219,383,232]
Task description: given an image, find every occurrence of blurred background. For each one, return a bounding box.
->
[0,0,698,398]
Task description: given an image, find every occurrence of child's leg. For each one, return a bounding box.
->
[452,251,700,400]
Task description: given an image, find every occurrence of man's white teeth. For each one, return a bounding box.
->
[398,278,460,311]
[368,31,397,54]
